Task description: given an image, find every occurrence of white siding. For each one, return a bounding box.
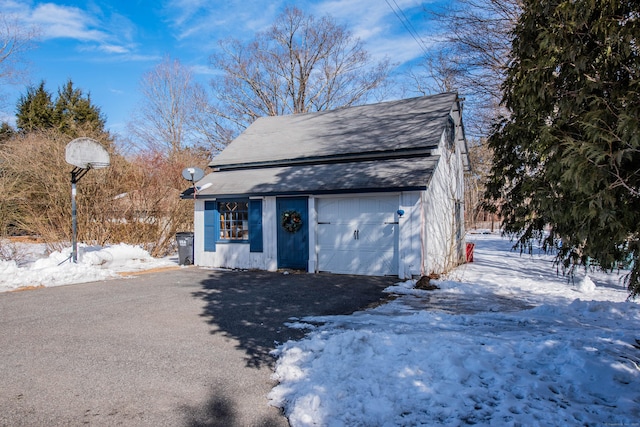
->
[399,192,422,278]
[263,196,278,271]
[421,106,467,275]
[308,197,317,273]
[193,197,278,271]
[194,200,204,265]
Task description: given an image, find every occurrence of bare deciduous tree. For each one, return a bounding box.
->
[412,0,521,136]
[209,6,392,137]
[0,12,39,106]
[128,56,221,155]
[406,0,521,231]
[463,138,498,230]
[406,51,458,95]
[0,127,209,257]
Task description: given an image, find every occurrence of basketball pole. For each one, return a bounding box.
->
[64,138,110,265]
[70,167,89,263]
[72,176,76,263]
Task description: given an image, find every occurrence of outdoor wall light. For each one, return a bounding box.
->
[397,209,405,217]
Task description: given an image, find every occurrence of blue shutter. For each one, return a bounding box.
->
[204,201,217,252]
[249,199,263,252]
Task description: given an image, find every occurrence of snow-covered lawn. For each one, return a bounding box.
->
[269,234,640,426]
[0,241,178,292]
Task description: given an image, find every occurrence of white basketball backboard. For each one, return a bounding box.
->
[65,137,110,169]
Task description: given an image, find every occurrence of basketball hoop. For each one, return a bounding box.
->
[65,137,110,169]
[64,138,111,263]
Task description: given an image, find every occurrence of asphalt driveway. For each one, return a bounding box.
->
[0,268,395,426]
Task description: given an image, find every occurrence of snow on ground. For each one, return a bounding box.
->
[0,241,178,292]
[269,233,640,426]
[1,233,638,425]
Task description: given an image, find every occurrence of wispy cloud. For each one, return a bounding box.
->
[162,0,285,44]
[86,52,163,64]
[1,1,137,56]
[0,0,32,16]
[97,44,131,55]
[312,0,433,64]
[161,0,432,67]
[189,64,220,76]
[31,3,105,41]
[0,110,16,126]
[162,0,210,29]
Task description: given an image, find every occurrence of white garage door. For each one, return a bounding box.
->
[317,196,399,276]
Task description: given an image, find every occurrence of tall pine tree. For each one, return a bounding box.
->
[485,0,640,297]
[54,79,106,137]
[15,80,107,137]
[15,81,54,132]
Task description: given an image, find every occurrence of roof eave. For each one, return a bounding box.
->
[191,185,429,200]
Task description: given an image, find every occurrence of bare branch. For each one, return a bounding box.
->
[128,56,221,155]
[410,0,521,136]
[209,6,392,137]
[0,12,39,106]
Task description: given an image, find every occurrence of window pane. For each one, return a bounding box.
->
[218,200,249,241]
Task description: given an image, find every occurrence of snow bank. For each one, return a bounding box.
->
[269,234,640,426]
[0,243,177,292]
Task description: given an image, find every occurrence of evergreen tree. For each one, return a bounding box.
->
[485,0,640,297]
[54,79,106,136]
[15,81,54,132]
[15,80,108,137]
[0,122,14,143]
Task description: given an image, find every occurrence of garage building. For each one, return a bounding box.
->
[183,92,470,279]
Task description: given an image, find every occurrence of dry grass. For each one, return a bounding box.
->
[117,265,184,276]
[0,129,210,259]
[7,236,44,243]
[9,285,45,292]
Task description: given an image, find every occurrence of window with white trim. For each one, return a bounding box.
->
[218,199,249,241]
[204,199,262,252]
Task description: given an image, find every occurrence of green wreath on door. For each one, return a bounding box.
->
[281,210,303,233]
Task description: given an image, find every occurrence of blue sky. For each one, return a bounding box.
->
[1,0,440,136]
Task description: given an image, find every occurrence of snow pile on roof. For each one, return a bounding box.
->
[269,234,640,426]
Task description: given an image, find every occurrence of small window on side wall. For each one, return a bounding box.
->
[446,116,456,150]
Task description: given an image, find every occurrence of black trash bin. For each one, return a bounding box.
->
[176,232,194,265]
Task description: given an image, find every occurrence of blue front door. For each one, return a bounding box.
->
[277,197,309,270]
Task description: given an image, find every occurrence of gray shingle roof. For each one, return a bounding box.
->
[209,92,458,169]
[192,156,440,198]
[189,93,461,198]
